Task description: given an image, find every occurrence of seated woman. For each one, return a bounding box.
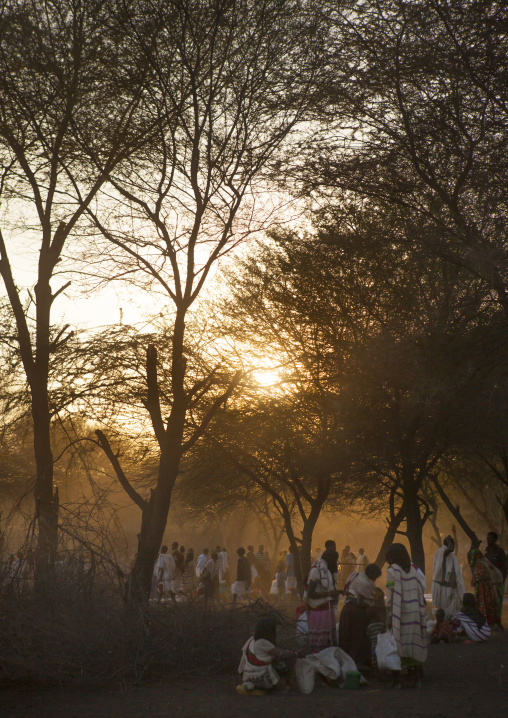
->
[338,562,383,670]
[238,616,299,694]
[451,593,491,642]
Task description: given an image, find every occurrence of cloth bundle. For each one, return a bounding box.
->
[295,647,368,694]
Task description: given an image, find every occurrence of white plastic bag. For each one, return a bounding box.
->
[375,631,401,671]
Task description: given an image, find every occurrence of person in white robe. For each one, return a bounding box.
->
[238,616,298,693]
[195,548,208,578]
[157,546,176,601]
[432,536,465,619]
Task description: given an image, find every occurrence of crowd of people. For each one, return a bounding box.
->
[149,541,373,604]
[235,531,507,694]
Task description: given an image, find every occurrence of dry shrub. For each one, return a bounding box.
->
[0,585,296,688]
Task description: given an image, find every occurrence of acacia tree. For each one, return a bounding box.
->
[176,448,292,561]
[0,0,150,591]
[195,392,351,583]
[85,0,320,598]
[218,205,505,571]
[306,0,508,316]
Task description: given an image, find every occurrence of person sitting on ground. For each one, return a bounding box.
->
[430,608,453,643]
[450,593,491,643]
[237,616,301,694]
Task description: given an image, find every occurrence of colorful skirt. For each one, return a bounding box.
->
[308,601,336,653]
[475,580,501,626]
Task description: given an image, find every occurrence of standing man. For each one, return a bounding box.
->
[157,545,176,602]
[432,535,466,619]
[485,531,507,626]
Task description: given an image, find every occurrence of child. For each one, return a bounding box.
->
[237,616,299,695]
[431,608,453,643]
[366,604,386,675]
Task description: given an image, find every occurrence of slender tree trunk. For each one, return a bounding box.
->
[405,485,426,573]
[32,388,59,591]
[300,521,316,583]
[374,507,406,567]
[32,278,59,595]
[431,476,481,550]
[295,478,331,591]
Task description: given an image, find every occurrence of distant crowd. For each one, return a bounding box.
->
[150,541,370,603]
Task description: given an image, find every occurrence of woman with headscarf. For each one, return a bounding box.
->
[432,536,465,619]
[338,563,383,669]
[385,544,428,687]
[237,616,299,694]
[468,547,503,628]
[304,548,340,652]
[451,593,491,642]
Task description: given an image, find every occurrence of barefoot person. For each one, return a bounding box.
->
[385,544,428,687]
[432,535,465,619]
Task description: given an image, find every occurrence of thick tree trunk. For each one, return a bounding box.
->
[130,427,185,600]
[129,313,188,601]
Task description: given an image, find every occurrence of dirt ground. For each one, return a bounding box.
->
[2,621,507,718]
